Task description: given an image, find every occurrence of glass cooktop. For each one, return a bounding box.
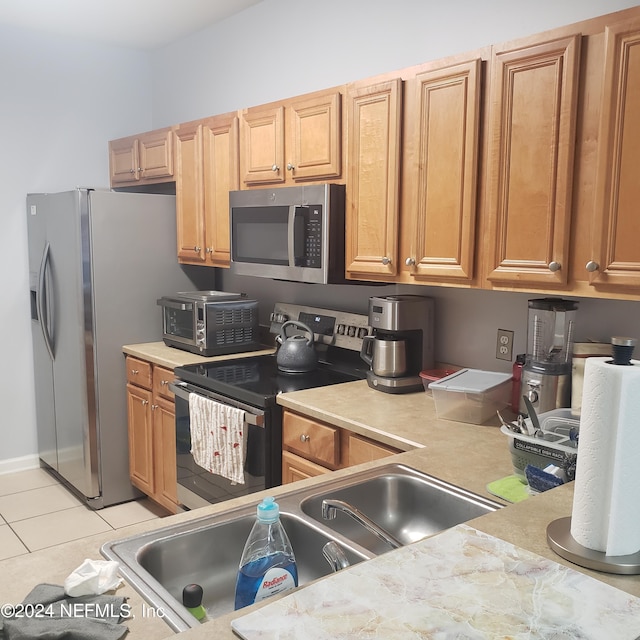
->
[175,353,366,408]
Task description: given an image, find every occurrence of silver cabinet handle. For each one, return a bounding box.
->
[151,404,158,411]
[548,261,561,272]
[405,257,415,266]
[161,380,169,386]
[271,164,280,172]
[586,260,600,272]
[131,369,139,375]
[206,247,212,253]
[286,162,295,171]
[193,246,201,253]
[381,257,391,265]
[300,434,310,443]
[141,399,149,406]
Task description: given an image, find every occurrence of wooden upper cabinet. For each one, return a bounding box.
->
[403,58,482,282]
[175,113,240,266]
[345,78,402,278]
[203,113,240,266]
[240,105,285,185]
[240,88,342,186]
[288,91,341,181]
[109,127,174,186]
[484,34,581,288]
[589,17,640,290]
[175,122,206,263]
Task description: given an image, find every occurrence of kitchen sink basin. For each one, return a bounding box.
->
[300,465,502,555]
[101,509,368,632]
[101,464,501,632]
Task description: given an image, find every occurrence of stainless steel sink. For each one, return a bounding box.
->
[300,465,501,555]
[101,464,501,632]
[102,508,369,632]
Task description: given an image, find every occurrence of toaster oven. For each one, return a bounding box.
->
[157,291,261,356]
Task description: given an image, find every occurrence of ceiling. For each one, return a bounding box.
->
[0,0,263,50]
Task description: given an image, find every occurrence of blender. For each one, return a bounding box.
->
[520,298,579,415]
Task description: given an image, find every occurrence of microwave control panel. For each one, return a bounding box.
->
[295,205,322,268]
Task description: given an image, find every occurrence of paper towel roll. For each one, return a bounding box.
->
[570,357,640,556]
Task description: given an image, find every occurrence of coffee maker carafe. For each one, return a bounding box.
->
[520,297,578,414]
[361,295,434,394]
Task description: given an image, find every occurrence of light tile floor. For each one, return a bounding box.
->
[0,468,167,560]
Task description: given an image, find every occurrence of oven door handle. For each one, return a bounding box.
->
[170,381,265,427]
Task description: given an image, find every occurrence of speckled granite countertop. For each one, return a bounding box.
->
[3,371,638,639]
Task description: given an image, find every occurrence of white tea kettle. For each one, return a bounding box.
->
[276,320,317,373]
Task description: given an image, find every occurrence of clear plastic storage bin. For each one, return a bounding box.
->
[429,369,512,424]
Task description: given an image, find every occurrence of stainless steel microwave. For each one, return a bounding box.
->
[229,183,345,284]
[157,291,261,356]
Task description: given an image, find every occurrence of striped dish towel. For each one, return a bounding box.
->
[188,394,246,484]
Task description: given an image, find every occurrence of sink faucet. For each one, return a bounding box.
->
[321,499,402,549]
[322,541,351,572]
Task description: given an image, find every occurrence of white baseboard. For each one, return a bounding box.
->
[0,455,41,475]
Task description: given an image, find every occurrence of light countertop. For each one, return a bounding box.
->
[3,370,638,639]
[122,342,275,369]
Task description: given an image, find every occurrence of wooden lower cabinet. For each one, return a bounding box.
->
[126,356,178,513]
[281,410,401,483]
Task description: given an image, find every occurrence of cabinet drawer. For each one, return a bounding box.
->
[282,412,339,468]
[153,366,175,401]
[347,433,400,467]
[126,357,152,389]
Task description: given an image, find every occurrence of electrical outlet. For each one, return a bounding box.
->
[496,329,514,361]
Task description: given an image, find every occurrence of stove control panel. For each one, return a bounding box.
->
[269,303,371,352]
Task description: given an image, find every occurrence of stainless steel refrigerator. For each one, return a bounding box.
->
[27,189,195,509]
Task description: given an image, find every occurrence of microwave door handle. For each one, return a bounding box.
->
[287,205,297,266]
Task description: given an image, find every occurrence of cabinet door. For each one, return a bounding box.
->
[138,128,174,180]
[203,112,240,267]
[405,59,481,281]
[485,35,581,287]
[127,383,154,495]
[282,450,331,485]
[175,122,206,263]
[589,18,640,289]
[346,78,402,277]
[109,136,139,184]
[152,397,178,513]
[288,91,342,181]
[240,105,285,185]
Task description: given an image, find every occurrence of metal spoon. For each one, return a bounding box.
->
[497,410,523,434]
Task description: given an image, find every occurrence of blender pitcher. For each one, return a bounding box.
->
[520,298,578,414]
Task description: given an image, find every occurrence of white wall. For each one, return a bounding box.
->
[150,0,640,125]
[0,24,152,468]
[149,0,640,369]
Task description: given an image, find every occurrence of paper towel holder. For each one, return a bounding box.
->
[547,517,640,575]
[547,335,640,574]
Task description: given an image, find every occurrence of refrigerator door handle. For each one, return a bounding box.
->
[38,242,55,360]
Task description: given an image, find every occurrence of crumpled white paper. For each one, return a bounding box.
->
[64,558,123,597]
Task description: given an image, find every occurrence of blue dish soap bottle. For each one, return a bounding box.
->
[234,497,298,610]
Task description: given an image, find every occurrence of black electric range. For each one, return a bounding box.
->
[172,303,371,510]
[175,350,366,408]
